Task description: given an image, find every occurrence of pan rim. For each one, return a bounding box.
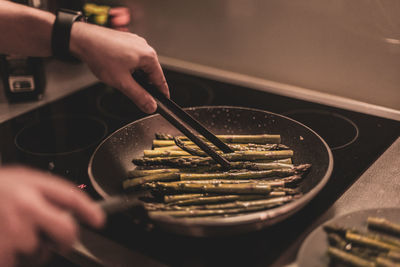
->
[88,105,333,229]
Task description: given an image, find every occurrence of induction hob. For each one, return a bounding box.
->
[1,69,399,267]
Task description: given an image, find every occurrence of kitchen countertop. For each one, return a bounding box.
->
[0,59,98,124]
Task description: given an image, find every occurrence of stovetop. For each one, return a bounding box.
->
[1,69,400,266]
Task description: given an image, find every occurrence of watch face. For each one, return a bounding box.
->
[58,8,85,21]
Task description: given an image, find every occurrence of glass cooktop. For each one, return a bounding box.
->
[1,68,399,266]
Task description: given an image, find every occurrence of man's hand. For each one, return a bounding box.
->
[0,166,105,267]
[70,22,169,114]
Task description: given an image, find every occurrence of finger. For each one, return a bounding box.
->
[4,212,38,255]
[22,171,105,228]
[121,72,158,113]
[40,185,105,229]
[28,197,78,251]
[139,52,170,98]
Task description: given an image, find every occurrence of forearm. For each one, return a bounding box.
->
[0,1,54,57]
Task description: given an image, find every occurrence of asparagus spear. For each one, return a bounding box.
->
[126,168,179,178]
[149,196,293,217]
[327,246,376,267]
[346,232,400,252]
[255,158,292,164]
[144,181,272,195]
[155,133,281,144]
[368,217,400,237]
[132,156,293,167]
[177,162,296,173]
[164,194,269,206]
[142,149,294,160]
[225,150,294,161]
[173,136,288,157]
[133,151,294,167]
[123,173,180,189]
[164,193,205,203]
[143,150,191,157]
[153,143,289,152]
[160,175,302,188]
[179,168,304,181]
[324,224,400,252]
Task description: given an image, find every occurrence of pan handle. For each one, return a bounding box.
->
[97,195,149,218]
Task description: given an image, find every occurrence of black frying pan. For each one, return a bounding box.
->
[88,106,333,237]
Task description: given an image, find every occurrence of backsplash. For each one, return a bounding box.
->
[127,0,400,111]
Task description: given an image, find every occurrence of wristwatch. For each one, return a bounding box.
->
[51,9,86,61]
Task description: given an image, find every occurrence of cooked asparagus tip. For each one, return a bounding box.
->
[174,136,289,156]
[327,246,376,267]
[154,143,289,152]
[132,155,294,168]
[155,133,175,140]
[225,150,293,161]
[174,136,204,157]
[123,173,180,189]
[180,167,304,181]
[368,217,400,237]
[346,231,400,252]
[178,162,297,173]
[132,156,210,167]
[153,139,194,147]
[126,168,180,178]
[143,148,294,160]
[149,196,293,217]
[145,181,272,195]
[155,133,281,144]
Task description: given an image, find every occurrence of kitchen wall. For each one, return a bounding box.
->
[126,0,400,111]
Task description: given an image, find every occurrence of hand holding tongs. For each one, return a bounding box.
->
[132,70,233,169]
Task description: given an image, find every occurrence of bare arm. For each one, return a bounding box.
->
[0,1,54,57]
[0,1,169,113]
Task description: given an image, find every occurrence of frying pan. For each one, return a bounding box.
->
[88,106,333,237]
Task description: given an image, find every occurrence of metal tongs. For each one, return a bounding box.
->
[93,71,235,220]
[132,70,233,169]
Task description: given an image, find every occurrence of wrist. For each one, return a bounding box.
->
[69,21,87,61]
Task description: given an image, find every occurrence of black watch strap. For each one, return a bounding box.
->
[51,9,85,61]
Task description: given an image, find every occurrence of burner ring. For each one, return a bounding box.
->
[15,115,108,156]
[96,86,141,121]
[282,109,359,150]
